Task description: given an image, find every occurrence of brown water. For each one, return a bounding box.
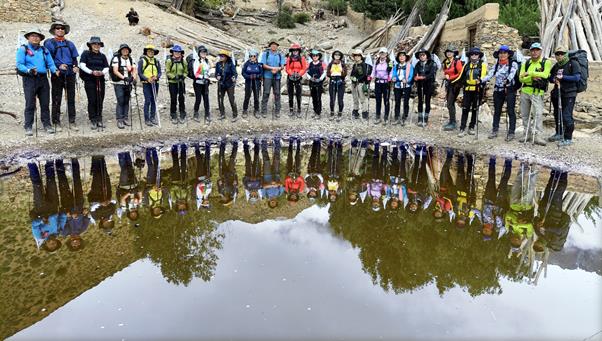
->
[1,138,600,341]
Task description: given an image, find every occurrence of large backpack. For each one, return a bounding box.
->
[185,53,195,79]
[493,56,521,90]
[568,50,588,93]
[109,54,133,82]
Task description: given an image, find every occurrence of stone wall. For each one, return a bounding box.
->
[0,0,51,23]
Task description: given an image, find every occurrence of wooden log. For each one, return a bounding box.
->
[572,14,593,58]
[568,18,579,50]
[584,0,602,57]
[577,0,601,59]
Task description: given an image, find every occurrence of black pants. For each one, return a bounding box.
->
[310,82,323,115]
[461,90,479,130]
[171,144,188,183]
[287,138,302,174]
[51,73,77,124]
[88,156,112,204]
[492,89,516,133]
[326,140,343,178]
[194,142,211,178]
[394,87,410,120]
[28,161,59,218]
[455,153,476,204]
[219,141,239,178]
[416,80,433,114]
[244,141,261,178]
[329,78,344,114]
[410,145,428,193]
[193,82,210,117]
[146,148,160,187]
[218,85,238,117]
[551,92,576,140]
[118,152,137,188]
[287,79,302,112]
[262,139,281,182]
[374,82,390,120]
[484,157,512,210]
[83,78,105,123]
[371,143,388,180]
[23,75,51,129]
[540,169,568,218]
[446,82,461,122]
[439,149,455,195]
[243,79,261,113]
[169,81,186,118]
[114,83,132,121]
[308,139,322,174]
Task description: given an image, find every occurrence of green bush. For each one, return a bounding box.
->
[195,0,224,10]
[499,0,540,37]
[293,12,311,24]
[324,0,348,15]
[276,11,296,28]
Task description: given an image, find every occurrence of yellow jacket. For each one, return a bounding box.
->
[462,61,487,92]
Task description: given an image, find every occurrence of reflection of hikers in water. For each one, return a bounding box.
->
[143,148,168,219]
[453,152,477,226]
[170,144,190,215]
[243,139,262,203]
[387,143,408,210]
[218,139,239,206]
[305,138,325,202]
[28,161,62,252]
[433,148,455,222]
[194,141,212,209]
[88,155,116,233]
[346,138,368,206]
[325,138,343,203]
[481,156,512,240]
[261,137,284,208]
[117,151,142,222]
[368,141,388,212]
[126,8,139,26]
[506,162,538,252]
[407,144,432,214]
[284,137,304,203]
[57,158,89,251]
[534,169,570,251]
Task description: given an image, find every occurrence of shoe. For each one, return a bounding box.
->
[329,113,335,121]
[417,121,426,128]
[45,126,55,134]
[97,121,105,129]
[557,139,573,147]
[534,136,547,146]
[361,111,369,120]
[179,117,186,124]
[336,113,342,122]
[171,117,178,125]
[91,121,98,130]
[204,116,211,125]
[505,133,515,142]
[53,124,63,132]
[25,128,33,136]
[467,128,475,135]
[443,122,457,131]
[352,110,359,119]
[70,122,79,131]
[193,114,201,122]
[145,120,153,127]
[254,112,261,119]
[150,119,158,126]
[521,134,531,143]
[373,118,381,125]
[289,110,295,118]
[219,115,225,121]
[547,134,562,142]
[457,130,466,138]
[242,111,248,119]
[231,116,238,123]
[488,131,498,139]
[296,110,302,119]
[401,119,406,127]
[117,120,125,129]
[122,119,131,127]
[392,119,400,125]
[261,112,267,119]
[310,113,316,119]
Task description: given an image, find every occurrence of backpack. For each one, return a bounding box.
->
[141,55,160,74]
[524,57,548,92]
[45,39,72,61]
[185,54,195,79]
[493,57,521,90]
[166,55,184,73]
[16,44,51,77]
[262,50,283,67]
[568,50,588,93]
[109,54,133,82]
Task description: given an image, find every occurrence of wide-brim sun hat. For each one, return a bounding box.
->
[49,20,70,35]
[24,28,46,41]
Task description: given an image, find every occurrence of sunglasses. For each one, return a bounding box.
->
[555,52,566,56]
[55,27,65,30]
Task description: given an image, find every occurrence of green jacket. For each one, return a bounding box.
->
[519,57,552,95]
[166,57,187,83]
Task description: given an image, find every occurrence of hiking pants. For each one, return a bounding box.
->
[492,88,516,134]
[287,79,302,112]
[83,79,105,123]
[51,73,77,124]
[351,82,368,113]
[261,77,281,115]
[310,82,323,115]
[329,77,344,114]
[193,82,210,118]
[374,82,390,120]
[142,82,159,122]
[520,92,544,137]
[394,87,411,121]
[551,93,576,140]
[461,90,479,131]
[446,81,461,123]
[23,75,51,129]
[243,79,261,113]
[114,83,131,121]
[168,81,186,119]
[218,85,238,118]
[416,80,433,114]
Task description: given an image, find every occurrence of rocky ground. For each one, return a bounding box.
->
[0,0,601,178]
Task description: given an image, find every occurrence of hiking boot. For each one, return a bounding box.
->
[467,128,475,135]
[336,113,342,122]
[25,128,33,136]
[289,109,295,118]
[401,119,406,127]
[329,112,335,121]
[171,117,178,125]
[457,129,466,138]
[488,131,498,139]
[505,133,515,142]
[145,120,153,127]
[150,119,158,126]
[392,119,400,125]
[361,111,369,120]
[219,114,225,121]
[122,119,131,127]
[193,113,201,122]
[373,117,381,125]
[117,120,125,129]
[261,112,267,119]
[254,111,260,119]
[547,134,562,142]
[310,113,316,119]
[296,110,302,119]
[91,121,98,130]
[204,116,211,125]
[443,122,457,131]
[54,123,63,132]
[557,139,573,147]
[534,136,547,146]
[352,110,359,119]
[231,116,238,123]
[242,111,248,119]
[97,121,105,129]
[417,121,427,128]
[70,122,79,131]
[179,117,186,124]
[45,126,55,134]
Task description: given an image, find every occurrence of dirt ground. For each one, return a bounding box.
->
[0,0,601,178]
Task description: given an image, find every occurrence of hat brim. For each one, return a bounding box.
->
[414,51,431,59]
[144,48,159,54]
[444,49,459,56]
[493,50,514,59]
[170,49,184,54]
[469,51,484,58]
[49,23,70,35]
[87,41,105,48]
[268,41,280,47]
[24,31,46,41]
[120,47,132,54]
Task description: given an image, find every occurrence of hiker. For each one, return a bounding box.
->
[549,46,581,147]
[260,41,286,119]
[80,36,109,130]
[218,139,239,206]
[88,155,116,234]
[325,138,343,202]
[441,45,463,131]
[368,141,388,212]
[285,43,307,117]
[453,152,477,226]
[28,161,61,251]
[346,138,369,206]
[534,169,570,251]
[413,49,437,127]
[387,143,408,209]
[349,49,371,121]
[166,45,188,124]
[369,47,391,125]
[481,156,512,240]
[138,44,162,126]
[284,137,304,203]
[458,47,487,137]
[518,42,552,146]
[117,151,142,221]
[126,7,139,26]
[507,162,538,253]
[305,138,325,202]
[110,43,137,129]
[170,144,190,215]
[406,144,432,214]
[391,51,413,125]
[241,49,263,119]
[481,45,519,141]
[261,137,284,208]
[56,158,89,251]
[243,139,263,203]
[327,50,346,121]
[194,141,212,209]
[190,45,211,123]
[433,148,455,222]
[16,28,59,136]
[215,49,238,122]
[143,147,168,219]
[305,50,327,119]
[45,20,79,132]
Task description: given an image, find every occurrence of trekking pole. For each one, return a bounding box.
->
[64,74,71,137]
[387,82,393,127]
[558,82,564,145]
[152,81,161,128]
[127,81,134,132]
[133,83,143,131]
[96,78,103,133]
[440,79,448,132]
[475,82,481,140]
[366,81,371,124]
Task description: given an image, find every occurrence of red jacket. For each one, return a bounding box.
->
[443,58,463,82]
[285,176,305,193]
[285,56,308,77]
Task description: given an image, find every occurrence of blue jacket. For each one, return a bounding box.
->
[242,60,263,80]
[31,214,59,247]
[61,215,91,236]
[391,63,414,89]
[215,59,238,88]
[16,43,57,75]
[260,50,285,80]
[43,38,79,76]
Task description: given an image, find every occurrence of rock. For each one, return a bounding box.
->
[317,41,333,50]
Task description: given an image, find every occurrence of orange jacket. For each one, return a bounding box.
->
[285,56,308,77]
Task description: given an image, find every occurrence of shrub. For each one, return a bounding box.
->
[293,12,311,24]
[324,0,347,15]
[276,11,296,28]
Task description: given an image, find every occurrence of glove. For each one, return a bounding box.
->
[350,76,357,82]
[362,84,368,92]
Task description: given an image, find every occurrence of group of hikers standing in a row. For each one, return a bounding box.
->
[16,20,586,147]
